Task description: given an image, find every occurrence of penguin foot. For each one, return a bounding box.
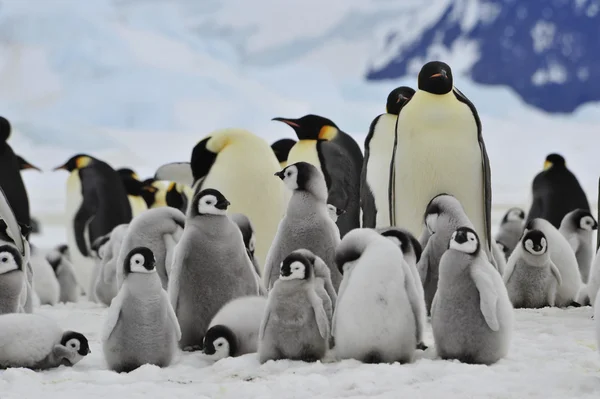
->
[416,342,428,351]
[568,301,582,308]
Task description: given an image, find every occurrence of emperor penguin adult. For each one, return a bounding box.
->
[263,162,342,291]
[53,154,132,292]
[558,209,598,283]
[393,61,493,260]
[155,128,286,268]
[102,247,181,372]
[526,154,590,228]
[168,189,262,350]
[333,228,425,364]
[431,227,513,365]
[525,218,582,307]
[495,207,526,260]
[115,207,185,290]
[0,117,33,228]
[271,138,297,169]
[272,114,362,237]
[117,168,149,217]
[361,86,415,228]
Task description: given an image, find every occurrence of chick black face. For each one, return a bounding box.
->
[124,246,156,274]
[194,188,230,216]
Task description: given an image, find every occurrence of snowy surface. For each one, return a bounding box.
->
[0,301,597,399]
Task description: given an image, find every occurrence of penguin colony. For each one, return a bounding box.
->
[0,60,598,374]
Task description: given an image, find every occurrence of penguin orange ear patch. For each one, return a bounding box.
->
[318,126,337,141]
[75,156,92,169]
[543,161,552,171]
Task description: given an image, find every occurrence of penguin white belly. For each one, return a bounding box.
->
[128,195,148,217]
[64,171,93,292]
[394,92,485,243]
[287,140,322,172]
[31,252,60,306]
[202,144,286,269]
[366,115,397,228]
[151,182,169,208]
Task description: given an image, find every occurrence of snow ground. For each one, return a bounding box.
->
[0,301,597,399]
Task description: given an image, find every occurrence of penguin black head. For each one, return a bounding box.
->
[193,188,230,216]
[569,209,598,232]
[0,245,22,275]
[280,251,312,281]
[0,116,11,143]
[271,139,297,164]
[90,234,110,259]
[502,207,526,224]
[423,193,452,234]
[449,227,480,255]
[61,331,91,357]
[380,228,423,263]
[202,325,238,360]
[190,137,219,185]
[117,168,146,196]
[46,250,62,271]
[140,179,159,207]
[57,244,69,255]
[16,155,41,172]
[274,161,316,192]
[386,86,416,115]
[166,182,187,211]
[543,153,566,171]
[418,61,453,95]
[53,154,94,172]
[123,246,156,275]
[272,114,339,141]
[521,229,547,256]
[495,240,509,256]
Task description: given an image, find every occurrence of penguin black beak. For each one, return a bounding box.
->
[430,70,447,79]
[454,231,468,244]
[87,348,92,355]
[336,208,346,216]
[274,171,285,180]
[22,162,41,172]
[215,200,230,210]
[52,164,67,172]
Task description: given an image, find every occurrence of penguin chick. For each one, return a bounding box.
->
[504,230,562,308]
[258,251,330,363]
[581,247,600,306]
[263,162,342,291]
[0,313,90,369]
[0,244,25,314]
[525,218,582,307]
[102,247,181,373]
[431,227,514,365]
[202,295,267,361]
[595,291,600,354]
[418,194,475,314]
[229,212,262,279]
[332,228,423,364]
[30,245,60,306]
[169,189,262,350]
[46,246,79,303]
[558,209,598,283]
[115,207,185,290]
[377,227,427,350]
[95,224,129,306]
[495,207,526,260]
[326,204,345,223]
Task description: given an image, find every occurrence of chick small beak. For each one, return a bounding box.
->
[274,171,285,179]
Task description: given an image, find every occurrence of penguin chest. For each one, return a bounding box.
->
[394,95,484,237]
[287,140,322,172]
[65,171,83,221]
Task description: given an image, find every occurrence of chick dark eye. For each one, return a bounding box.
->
[217,343,223,347]
[1,257,7,262]
[70,343,76,348]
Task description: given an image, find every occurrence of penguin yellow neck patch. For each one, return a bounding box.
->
[318,126,338,141]
[543,161,552,171]
[75,156,92,169]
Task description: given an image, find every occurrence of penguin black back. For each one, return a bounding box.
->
[190,137,218,186]
[526,153,589,228]
[0,116,32,228]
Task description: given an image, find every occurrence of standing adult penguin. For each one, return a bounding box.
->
[361,86,415,228]
[272,115,362,237]
[102,247,181,372]
[526,154,590,228]
[271,139,297,169]
[393,61,493,259]
[558,209,598,283]
[168,189,262,350]
[263,162,342,291]
[53,154,132,291]
[0,117,33,228]
[155,128,286,268]
[117,168,149,217]
[431,227,513,365]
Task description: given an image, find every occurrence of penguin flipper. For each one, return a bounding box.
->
[550,260,563,287]
[161,289,181,340]
[404,261,425,344]
[167,242,184,312]
[0,185,25,255]
[101,289,125,342]
[454,87,491,251]
[360,118,378,228]
[308,290,329,340]
[502,257,517,285]
[155,162,194,187]
[258,303,271,341]
[470,265,500,332]
[73,200,97,257]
